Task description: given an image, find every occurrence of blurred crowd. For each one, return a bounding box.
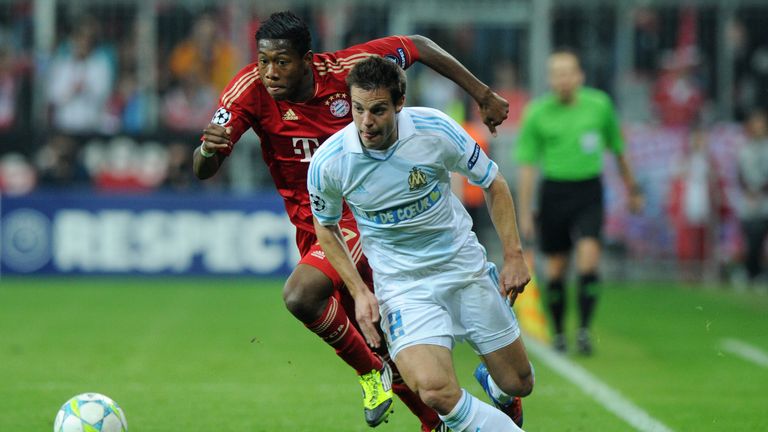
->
[0,2,766,283]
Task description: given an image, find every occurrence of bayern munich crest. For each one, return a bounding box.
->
[330,98,350,118]
[211,107,231,126]
[325,92,350,118]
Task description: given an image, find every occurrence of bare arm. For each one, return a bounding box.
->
[615,153,644,214]
[313,218,382,348]
[193,124,232,179]
[410,35,509,136]
[483,174,531,304]
[516,164,538,242]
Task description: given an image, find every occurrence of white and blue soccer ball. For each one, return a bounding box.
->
[53,393,128,432]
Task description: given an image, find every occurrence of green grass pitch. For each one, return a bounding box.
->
[0,277,766,431]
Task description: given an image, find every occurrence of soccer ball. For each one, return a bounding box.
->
[53,393,128,432]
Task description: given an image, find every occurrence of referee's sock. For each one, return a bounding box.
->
[578,272,600,329]
[547,278,566,335]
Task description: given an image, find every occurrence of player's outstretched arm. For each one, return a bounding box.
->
[409,35,509,136]
[483,174,530,304]
[193,124,231,180]
[313,218,382,349]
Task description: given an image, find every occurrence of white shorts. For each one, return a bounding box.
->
[376,261,521,360]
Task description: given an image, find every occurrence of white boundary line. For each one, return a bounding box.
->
[525,336,674,432]
[721,338,768,368]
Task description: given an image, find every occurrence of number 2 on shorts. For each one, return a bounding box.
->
[387,310,405,341]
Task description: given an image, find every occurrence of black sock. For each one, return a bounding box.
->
[578,273,600,329]
[547,279,566,334]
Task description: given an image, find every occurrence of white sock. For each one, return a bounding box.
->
[439,389,523,431]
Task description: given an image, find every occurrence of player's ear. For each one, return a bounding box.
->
[395,95,405,113]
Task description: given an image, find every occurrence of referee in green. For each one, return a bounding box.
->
[515,49,643,355]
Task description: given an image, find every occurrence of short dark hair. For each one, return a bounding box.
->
[255,11,311,55]
[346,56,407,104]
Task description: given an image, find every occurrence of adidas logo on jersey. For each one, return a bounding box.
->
[311,250,326,260]
[282,109,299,121]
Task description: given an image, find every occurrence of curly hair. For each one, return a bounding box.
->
[255,11,311,55]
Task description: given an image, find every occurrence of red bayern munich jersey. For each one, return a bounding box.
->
[210,36,420,233]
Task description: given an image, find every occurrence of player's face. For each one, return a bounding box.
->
[548,53,584,103]
[258,39,312,101]
[351,86,404,151]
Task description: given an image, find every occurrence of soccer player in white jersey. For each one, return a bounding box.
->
[308,55,534,432]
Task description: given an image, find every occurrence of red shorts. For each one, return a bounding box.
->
[296,220,374,293]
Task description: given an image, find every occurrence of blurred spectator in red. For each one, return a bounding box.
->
[652,51,704,128]
[93,137,149,192]
[168,11,238,92]
[34,134,89,187]
[47,16,114,133]
[737,109,768,284]
[667,126,727,268]
[652,6,706,128]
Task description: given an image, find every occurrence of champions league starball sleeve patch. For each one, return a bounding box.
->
[384,48,407,68]
[211,107,231,126]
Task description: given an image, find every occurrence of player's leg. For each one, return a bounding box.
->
[395,344,522,432]
[339,266,442,430]
[283,258,392,426]
[538,179,573,352]
[475,340,534,427]
[283,227,383,372]
[573,178,604,355]
[463,263,533,428]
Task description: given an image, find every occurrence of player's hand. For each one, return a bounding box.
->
[478,89,509,137]
[500,253,531,306]
[202,123,233,153]
[352,287,382,349]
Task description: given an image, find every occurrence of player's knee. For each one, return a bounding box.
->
[282,280,325,322]
[515,372,534,397]
[413,377,459,413]
[494,367,534,398]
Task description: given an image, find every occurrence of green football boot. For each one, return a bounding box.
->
[358,362,394,427]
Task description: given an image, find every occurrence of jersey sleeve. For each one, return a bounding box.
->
[202,64,261,156]
[307,146,344,226]
[425,110,498,189]
[514,103,542,164]
[340,36,420,69]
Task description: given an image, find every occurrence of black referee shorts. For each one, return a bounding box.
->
[537,176,603,254]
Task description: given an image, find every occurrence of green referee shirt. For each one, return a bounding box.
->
[514,87,624,181]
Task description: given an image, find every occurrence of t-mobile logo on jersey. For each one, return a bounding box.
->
[292,138,320,162]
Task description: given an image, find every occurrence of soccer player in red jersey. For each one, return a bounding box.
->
[193,11,508,431]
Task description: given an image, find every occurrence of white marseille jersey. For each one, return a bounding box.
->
[308,106,498,276]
